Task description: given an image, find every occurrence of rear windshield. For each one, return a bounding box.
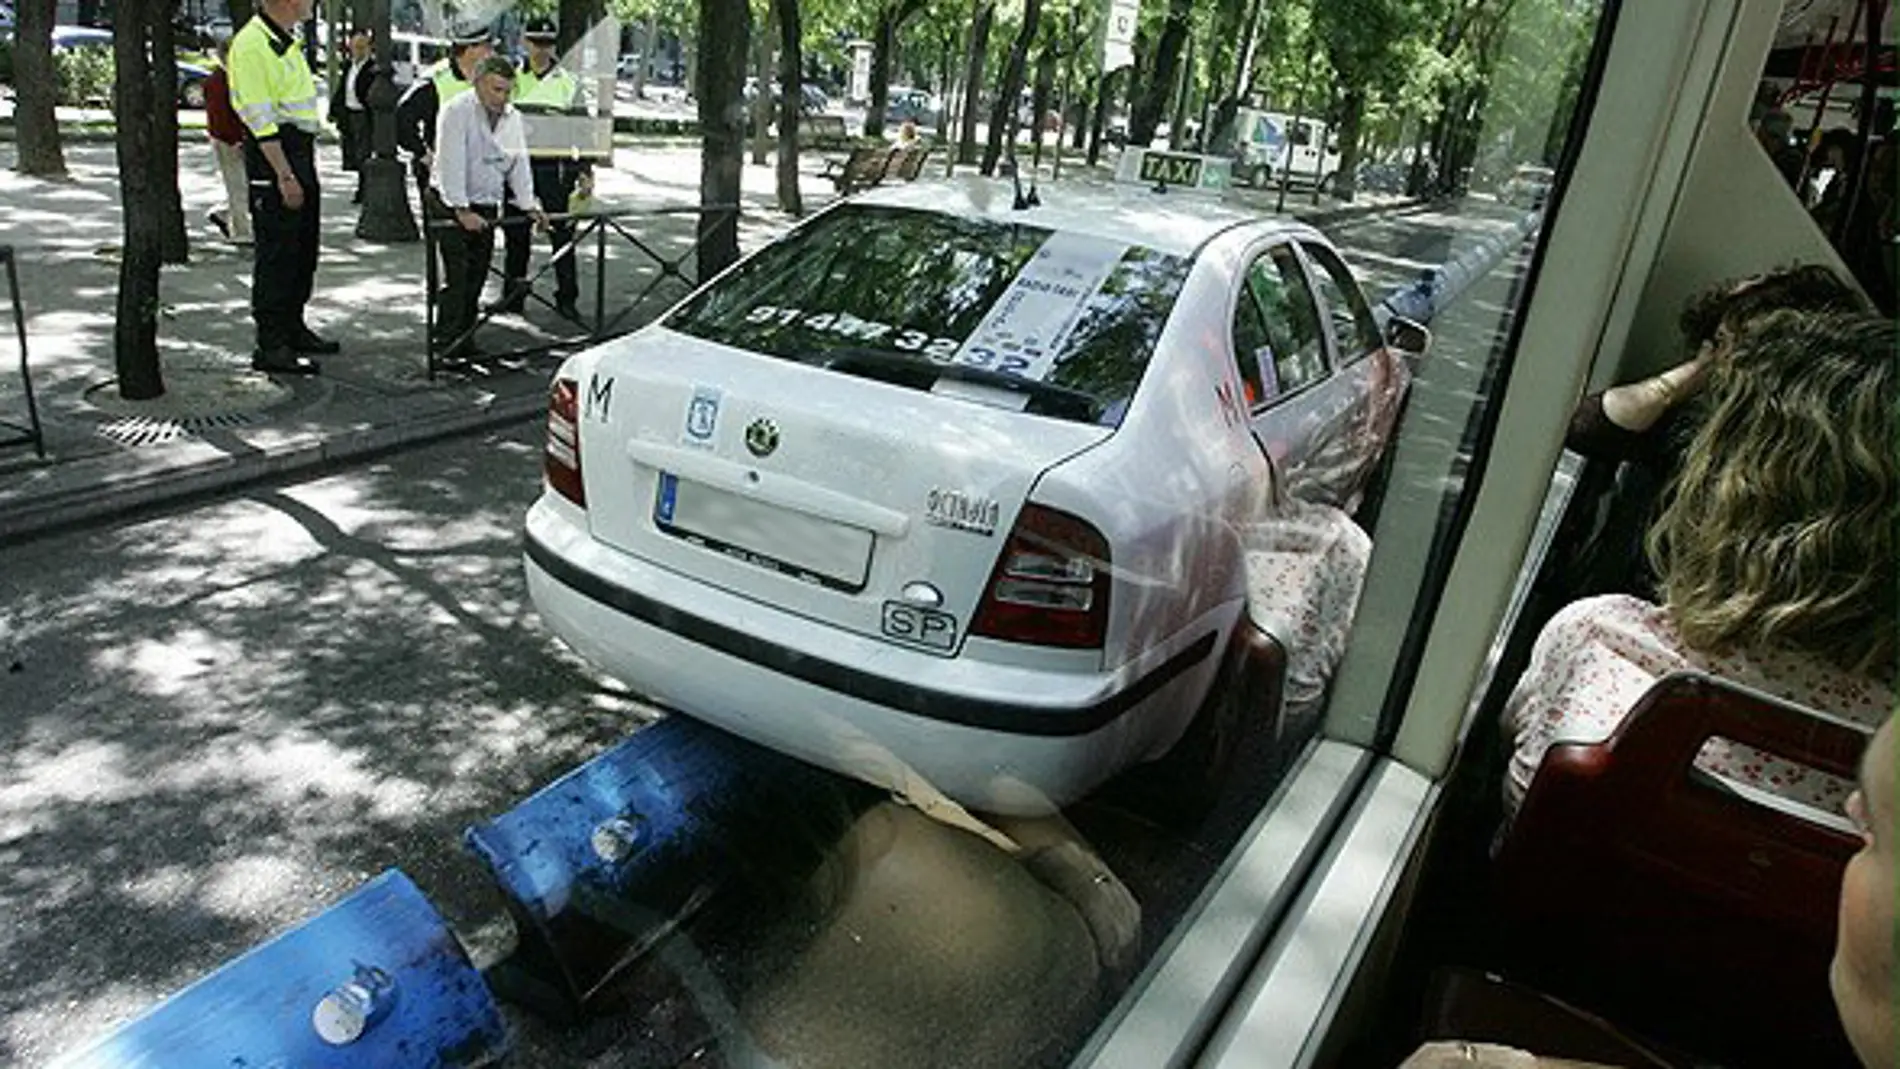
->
[664,204,1193,426]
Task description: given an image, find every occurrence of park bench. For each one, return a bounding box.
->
[798,113,853,150]
[889,144,933,181]
[822,145,899,194]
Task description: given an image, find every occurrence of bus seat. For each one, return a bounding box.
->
[464,715,876,1021]
[1490,671,1869,1068]
[53,869,508,1068]
[1417,966,1686,1069]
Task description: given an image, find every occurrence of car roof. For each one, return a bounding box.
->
[849,176,1309,257]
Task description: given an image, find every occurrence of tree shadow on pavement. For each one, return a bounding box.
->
[0,425,646,1064]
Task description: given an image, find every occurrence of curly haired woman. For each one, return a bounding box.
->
[1504,309,1896,818]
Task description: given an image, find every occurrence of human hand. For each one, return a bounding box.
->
[530,209,550,232]
[454,208,486,233]
[277,173,304,210]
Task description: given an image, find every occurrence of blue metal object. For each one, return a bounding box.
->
[54,869,508,1068]
[466,714,875,1018]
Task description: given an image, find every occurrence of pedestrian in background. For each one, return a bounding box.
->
[228,0,337,374]
[428,55,547,361]
[501,17,584,321]
[203,38,252,246]
[333,29,374,204]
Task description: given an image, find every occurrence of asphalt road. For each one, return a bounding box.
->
[0,198,1532,1068]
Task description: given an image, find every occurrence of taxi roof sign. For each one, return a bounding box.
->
[1115,147,1234,193]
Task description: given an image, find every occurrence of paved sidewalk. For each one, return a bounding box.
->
[0,138,1407,544]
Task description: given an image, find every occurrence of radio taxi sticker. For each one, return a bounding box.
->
[682,385,722,448]
[955,232,1129,381]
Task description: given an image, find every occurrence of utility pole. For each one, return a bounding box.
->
[354,0,417,241]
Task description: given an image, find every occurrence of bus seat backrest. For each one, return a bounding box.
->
[1491,670,1869,1065]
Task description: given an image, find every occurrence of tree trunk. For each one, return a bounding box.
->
[153,0,189,264]
[865,0,922,139]
[696,0,748,281]
[632,14,656,98]
[1129,0,1190,147]
[1028,40,1057,165]
[1169,33,1195,150]
[556,0,604,54]
[114,0,166,400]
[683,26,698,97]
[13,0,67,178]
[956,0,993,165]
[979,0,1040,175]
[751,3,772,166]
[1332,84,1366,201]
[1208,0,1264,154]
[1087,69,1113,166]
[774,0,803,216]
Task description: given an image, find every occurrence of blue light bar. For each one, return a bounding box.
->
[465,714,875,1017]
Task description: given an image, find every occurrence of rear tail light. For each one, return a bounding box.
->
[544,377,585,507]
[970,504,1111,649]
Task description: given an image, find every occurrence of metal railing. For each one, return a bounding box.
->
[0,247,46,458]
[421,204,743,380]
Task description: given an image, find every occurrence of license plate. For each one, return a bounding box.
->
[655,473,873,591]
[881,601,958,652]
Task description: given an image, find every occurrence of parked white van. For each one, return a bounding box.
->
[1231,109,1342,191]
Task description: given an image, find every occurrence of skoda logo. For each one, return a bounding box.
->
[745,418,780,458]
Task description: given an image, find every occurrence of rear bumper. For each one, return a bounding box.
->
[523,498,1218,813]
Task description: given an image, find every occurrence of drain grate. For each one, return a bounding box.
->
[96,411,261,447]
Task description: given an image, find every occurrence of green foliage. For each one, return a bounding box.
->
[0,38,14,85]
[56,47,116,108]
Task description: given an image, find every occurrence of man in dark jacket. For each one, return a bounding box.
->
[394,25,492,190]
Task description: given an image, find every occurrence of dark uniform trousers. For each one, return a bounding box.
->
[247,127,320,351]
[428,194,497,349]
[502,159,579,307]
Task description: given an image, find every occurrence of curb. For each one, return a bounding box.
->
[0,380,547,545]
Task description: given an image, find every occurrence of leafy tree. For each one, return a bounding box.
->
[1314,0,1426,199]
[12,0,67,178]
[955,0,993,164]
[1203,0,1264,153]
[1128,0,1189,147]
[112,0,168,400]
[697,0,748,279]
[865,0,928,138]
[979,0,1039,173]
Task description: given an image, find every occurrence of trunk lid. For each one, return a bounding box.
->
[577,329,1112,656]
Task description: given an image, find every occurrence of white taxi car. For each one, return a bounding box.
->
[524,173,1426,815]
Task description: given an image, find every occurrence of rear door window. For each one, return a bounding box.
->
[1300,241,1384,361]
[1240,244,1329,398]
[665,205,1192,425]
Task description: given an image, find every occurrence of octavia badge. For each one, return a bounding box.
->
[745,418,780,458]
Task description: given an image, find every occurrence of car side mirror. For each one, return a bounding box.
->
[1385,315,1431,356]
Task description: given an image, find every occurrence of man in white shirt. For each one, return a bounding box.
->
[428,55,547,361]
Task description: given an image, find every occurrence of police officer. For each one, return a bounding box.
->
[227,0,335,374]
[501,17,585,321]
[395,25,493,193]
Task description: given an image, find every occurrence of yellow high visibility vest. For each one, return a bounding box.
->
[514,64,578,109]
[227,14,320,139]
[432,62,475,110]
